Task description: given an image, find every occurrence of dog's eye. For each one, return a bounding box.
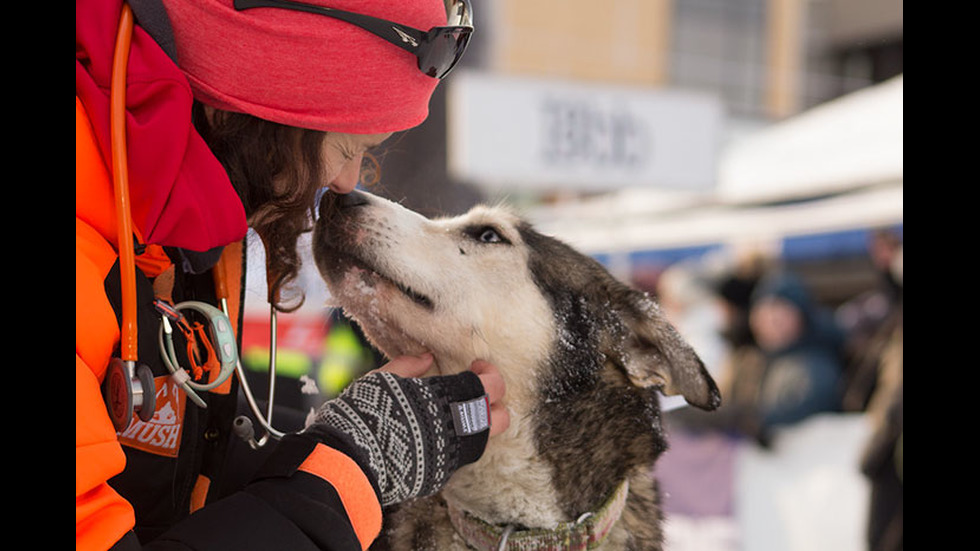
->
[465,225,510,245]
[480,228,502,243]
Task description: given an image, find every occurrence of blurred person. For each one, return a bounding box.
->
[76,1,510,550]
[714,249,769,351]
[665,251,768,437]
[654,264,741,550]
[858,244,903,551]
[861,349,902,551]
[656,262,729,382]
[675,250,768,434]
[657,268,849,550]
[838,230,904,411]
[673,269,845,446]
[743,271,845,442]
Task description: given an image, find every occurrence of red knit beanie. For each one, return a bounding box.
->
[160,0,446,134]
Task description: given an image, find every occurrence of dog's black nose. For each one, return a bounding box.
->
[318,189,369,219]
[337,190,370,208]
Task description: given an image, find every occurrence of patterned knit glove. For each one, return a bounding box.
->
[304,370,491,506]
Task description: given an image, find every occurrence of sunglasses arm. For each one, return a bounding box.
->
[234,0,425,56]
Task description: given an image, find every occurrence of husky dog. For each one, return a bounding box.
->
[313,190,720,551]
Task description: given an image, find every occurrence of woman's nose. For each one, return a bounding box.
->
[329,152,364,194]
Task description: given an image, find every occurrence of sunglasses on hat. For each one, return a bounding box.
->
[234,0,473,79]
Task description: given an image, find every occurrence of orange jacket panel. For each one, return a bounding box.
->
[76,97,137,550]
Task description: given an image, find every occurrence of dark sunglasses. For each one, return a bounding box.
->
[233,0,473,79]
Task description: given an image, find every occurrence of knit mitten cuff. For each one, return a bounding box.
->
[306,370,491,506]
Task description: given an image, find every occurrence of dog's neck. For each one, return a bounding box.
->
[444,479,630,551]
[430,348,539,411]
[429,335,610,529]
[425,347,557,527]
[441,413,568,529]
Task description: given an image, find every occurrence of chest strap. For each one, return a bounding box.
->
[446,480,629,551]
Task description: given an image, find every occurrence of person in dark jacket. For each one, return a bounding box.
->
[76,1,508,550]
[746,271,844,440]
[666,270,844,447]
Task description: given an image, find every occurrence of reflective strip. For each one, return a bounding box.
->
[190,475,211,513]
[298,444,382,550]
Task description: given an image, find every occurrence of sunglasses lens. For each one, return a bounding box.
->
[421,28,471,78]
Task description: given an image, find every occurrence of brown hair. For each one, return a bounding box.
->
[193,104,377,312]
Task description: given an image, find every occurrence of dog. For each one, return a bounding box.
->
[313,190,720,550]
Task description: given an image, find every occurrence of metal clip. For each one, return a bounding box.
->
[497,525,515,551]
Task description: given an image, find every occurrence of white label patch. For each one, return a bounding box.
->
[451,396,491,436]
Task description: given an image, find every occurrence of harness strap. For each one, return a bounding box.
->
[446,480,630,551]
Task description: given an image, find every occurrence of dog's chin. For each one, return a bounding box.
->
[320,250,434,311]
[370,333,432,364]
[320,253,440,368]
[346,314,448,376]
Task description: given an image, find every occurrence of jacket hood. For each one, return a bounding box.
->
[75,0,247,252]
[752,271,845,356]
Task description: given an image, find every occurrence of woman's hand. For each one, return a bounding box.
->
[378,354,510,437]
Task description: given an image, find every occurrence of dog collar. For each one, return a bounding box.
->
[446,480,630,551]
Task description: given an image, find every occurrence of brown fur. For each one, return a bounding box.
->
[313,191,720,550]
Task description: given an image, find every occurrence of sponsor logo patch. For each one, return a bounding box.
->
[117,376,186,457]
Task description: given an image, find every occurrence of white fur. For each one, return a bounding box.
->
[317,194,568,525]
[316,192,720,550]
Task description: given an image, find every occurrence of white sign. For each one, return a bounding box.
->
[447,71,724,193]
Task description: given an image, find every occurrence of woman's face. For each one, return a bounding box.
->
[321,131,393,194]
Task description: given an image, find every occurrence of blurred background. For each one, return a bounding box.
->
[241,1,902,550]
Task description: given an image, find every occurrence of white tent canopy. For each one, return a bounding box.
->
[529,76,904,257]
[717,75,903,204]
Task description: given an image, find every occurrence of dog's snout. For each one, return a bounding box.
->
[318,189,370,220]
[338,190,370,208]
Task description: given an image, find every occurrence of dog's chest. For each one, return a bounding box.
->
[441,418,566,529]
[386,420,569,551]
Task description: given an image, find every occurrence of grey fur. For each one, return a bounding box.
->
[313,192,720,550]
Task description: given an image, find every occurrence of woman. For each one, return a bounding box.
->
[76,0,507,549]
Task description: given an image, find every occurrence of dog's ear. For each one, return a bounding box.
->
[616,292,721,411]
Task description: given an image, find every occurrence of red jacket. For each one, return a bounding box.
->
[76,1,381,549]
